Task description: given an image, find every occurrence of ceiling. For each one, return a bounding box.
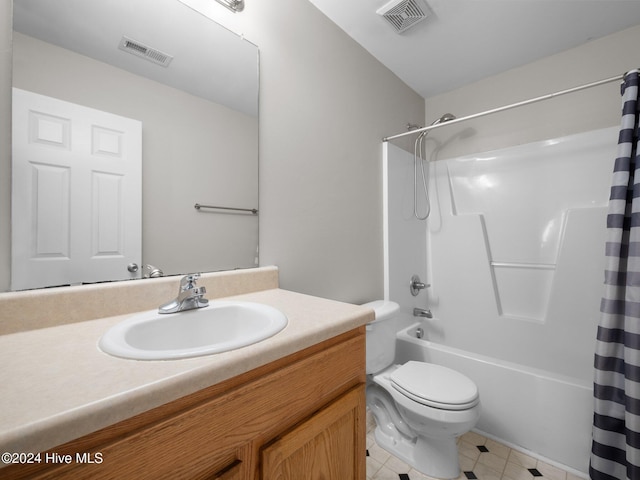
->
[308,0,640,99]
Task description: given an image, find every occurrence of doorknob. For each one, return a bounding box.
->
[127,263,139,273]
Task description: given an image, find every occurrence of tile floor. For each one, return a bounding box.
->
[366,414,584,480]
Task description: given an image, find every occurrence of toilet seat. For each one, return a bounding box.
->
[390,361,479,411]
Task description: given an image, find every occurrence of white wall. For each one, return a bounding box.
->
[250,1,425,303]
[422,25,640,158]
[178,0,426,303]
[0,0,425,299]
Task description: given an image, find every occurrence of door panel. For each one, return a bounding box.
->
[11,88,142,290]
[32,162,71,257]
[261,387,365,480]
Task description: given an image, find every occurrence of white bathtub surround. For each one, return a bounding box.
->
[383,127,617,474]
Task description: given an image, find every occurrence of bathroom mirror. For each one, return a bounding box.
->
[9,0,259,291]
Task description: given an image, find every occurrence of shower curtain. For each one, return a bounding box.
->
[591,70,640,480]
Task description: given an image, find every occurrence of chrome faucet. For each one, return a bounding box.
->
[158,274,209,314]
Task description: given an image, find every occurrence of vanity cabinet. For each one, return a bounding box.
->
[2,327,366,480]
[261,387,362,478]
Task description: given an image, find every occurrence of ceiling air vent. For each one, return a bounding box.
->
[118,36,173,67]
[376,0,431,34]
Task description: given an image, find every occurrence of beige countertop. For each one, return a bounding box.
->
[0,287,373,458]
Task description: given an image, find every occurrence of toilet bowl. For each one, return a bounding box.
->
[364,300,481,479]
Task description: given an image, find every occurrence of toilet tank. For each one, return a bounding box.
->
[363,300,400,374]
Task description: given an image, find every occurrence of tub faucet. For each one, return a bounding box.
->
[413,308,433,318]
[158,274,209,314]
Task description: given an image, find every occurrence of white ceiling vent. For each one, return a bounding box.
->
[377,0,431,34]
[118,36,173,67]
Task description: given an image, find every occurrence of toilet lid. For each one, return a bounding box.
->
[390,361,479,410]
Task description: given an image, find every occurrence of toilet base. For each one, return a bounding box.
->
[373,425,460,479]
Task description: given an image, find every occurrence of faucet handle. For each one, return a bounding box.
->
[180,273,201,290]
[410,274,430,296]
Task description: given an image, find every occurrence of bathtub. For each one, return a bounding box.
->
[395,321,592,477]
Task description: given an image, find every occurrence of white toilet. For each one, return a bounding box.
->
[364,300,480,479]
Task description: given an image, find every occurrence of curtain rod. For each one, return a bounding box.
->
[382,71,634,142]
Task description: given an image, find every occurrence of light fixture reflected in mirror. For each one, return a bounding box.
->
[215,0,244,12]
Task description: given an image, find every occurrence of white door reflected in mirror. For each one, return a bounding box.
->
[11,88,142,290]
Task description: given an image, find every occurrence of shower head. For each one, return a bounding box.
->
[415,113,456,139]
[430,113,456,126]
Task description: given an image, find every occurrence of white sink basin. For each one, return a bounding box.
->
[99,301,288,360]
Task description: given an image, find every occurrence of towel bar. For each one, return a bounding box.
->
[194,203,258,215]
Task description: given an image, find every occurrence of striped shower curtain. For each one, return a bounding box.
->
[591,70,640,480]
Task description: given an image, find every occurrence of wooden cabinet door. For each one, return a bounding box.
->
[261,386,365,480]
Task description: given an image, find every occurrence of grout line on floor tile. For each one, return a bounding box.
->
[366,428,576,480]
